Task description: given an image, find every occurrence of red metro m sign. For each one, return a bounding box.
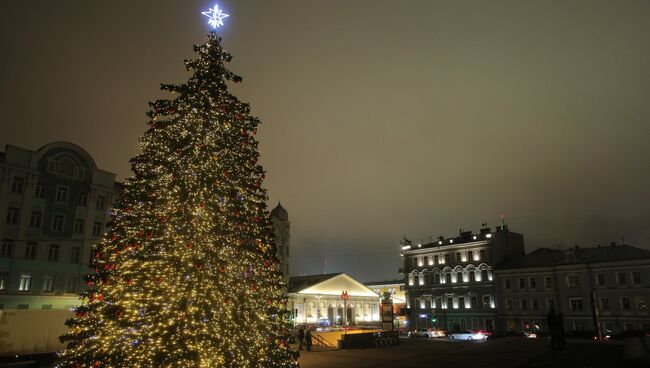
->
[340,290,349,300]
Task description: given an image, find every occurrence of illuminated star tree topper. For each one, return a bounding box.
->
[202,4,229,28]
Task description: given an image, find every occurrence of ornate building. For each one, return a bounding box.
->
[0,142,118,355]
[401,226,525,332]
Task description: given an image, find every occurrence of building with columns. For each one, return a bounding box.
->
[287,273,381,327]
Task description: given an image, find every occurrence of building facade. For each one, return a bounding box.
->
[401,226,525,333]
[287,273,381,327]
[0,142,118,355]
[496,245,650,336]
[365,279,407,330]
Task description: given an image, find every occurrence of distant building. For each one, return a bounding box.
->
[365,279,407,330]
[496,244,650,336]
[0,142,118,355]
[400,226,525,333]
[287,273,381,327]
[270,202,290,282]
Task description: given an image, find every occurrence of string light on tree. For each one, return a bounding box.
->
[202,4,229,28]
[56,5,296,368]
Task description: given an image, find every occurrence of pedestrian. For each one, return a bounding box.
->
[557,313,566,350]
[305,329,313,351]
[297,326,305,351]
[546,309,557,351]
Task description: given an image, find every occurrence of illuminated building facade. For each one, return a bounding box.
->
[365,279,407,330]
[496,245,650,336]
[287,272,381,327]
[401,226,525,332]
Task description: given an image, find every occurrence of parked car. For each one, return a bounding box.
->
[448,330,488,341]
[506,330,537,338]
[408,328,446,338]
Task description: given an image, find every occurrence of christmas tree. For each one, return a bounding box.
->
[57,9,297,368]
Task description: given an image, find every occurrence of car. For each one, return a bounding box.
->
[507,330,537,338]
[448,330,488,341]
[408,329,430,338]
[428,329,447,338]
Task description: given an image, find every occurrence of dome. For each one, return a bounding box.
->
[270,202,288,221]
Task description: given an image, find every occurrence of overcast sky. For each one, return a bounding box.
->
[1,0,649,281]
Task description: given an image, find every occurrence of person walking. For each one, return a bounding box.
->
[305,329,313,351]
[557,313,566,350]
[546,309,557,351]
[297,326,305,351]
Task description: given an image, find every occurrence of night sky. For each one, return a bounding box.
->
[1,1,649,282]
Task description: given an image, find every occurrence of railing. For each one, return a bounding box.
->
[312,334,336,349]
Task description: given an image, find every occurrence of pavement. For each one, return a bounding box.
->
[296,336,624,368]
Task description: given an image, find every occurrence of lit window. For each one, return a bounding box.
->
[18,274,32,291]
[42,275,55,293]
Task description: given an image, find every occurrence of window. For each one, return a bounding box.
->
[567,275,580,287]
[529,278,536,289]
[29,211,42,227]
[466,251,472,262]
[569,298,584,312]
[519,278,526,289]
[5,207,19,225]
[51,214,65,232]
[56,186,69,203]
[600,298,609,311]
[0,242,12,258]
[96,195,106,210]
[469,271,476,282]
[447,297,453,309]
[42,275,55,293]
[458,297,465,309]
[481,269,488,282]
[77,192,89,207]
[74,166,85,180]
[547,299,556,311]
[24,242,37,259]
[74,218,85,234]
[544,276,553,288]
[11,177,24,194]
[480,249,486,260]
[521,299,528,311]
[504,279,511,289]
[434,255,438,264]
[455,252,461,263]
[471,296,478,309]
[92,222,102,237]
[35,183,45,198]
[636,297,647,311]
[621,297,631,310]
[532,299,539,310]
[506,299,513,311]
[617,273,626,285]
[48,244,60,261]
[66,277,78,293]
[18,274,32,291]
[482,295,491,309]
[444,254,450,264]
[596,274,605,286]
[70,246,81,264]
[0,272,7,291]
[632,272,641,285]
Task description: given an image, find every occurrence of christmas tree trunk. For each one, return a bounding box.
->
[57,33,297,368]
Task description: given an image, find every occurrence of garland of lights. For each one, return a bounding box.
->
[57,5,297,368]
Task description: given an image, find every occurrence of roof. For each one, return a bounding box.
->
[288,273,380,298]
[288,273,343,293]
[270,202,288,221]
[500,245,650,269]
[364,279,404,286]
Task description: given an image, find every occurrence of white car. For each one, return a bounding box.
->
[408,329,446,338]
[448,330,487,341]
